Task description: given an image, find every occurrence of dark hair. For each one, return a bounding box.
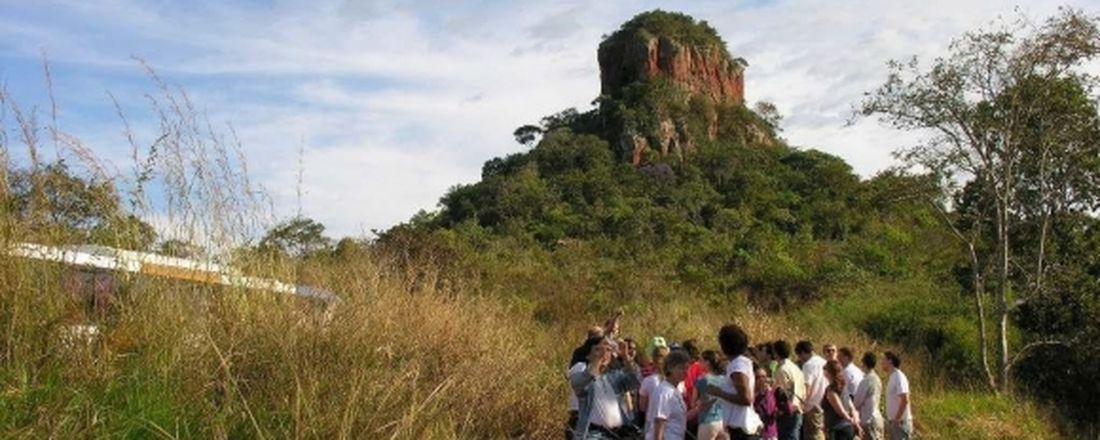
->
[824,359,846,392]
[682,339,701,360]
[718,324,750,357]
[838,347,854,361]
[884,351,902,368]
[861,351,877,369]
[664,351,692,376]
[701,350,722,374]
[795,340,814,355]
[571,336,604,366]
[773,340,792,359]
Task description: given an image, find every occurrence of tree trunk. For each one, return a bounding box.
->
[968,240,998,392]
[996,200,1011,394]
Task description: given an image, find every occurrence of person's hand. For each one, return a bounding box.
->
[699,398,717,411]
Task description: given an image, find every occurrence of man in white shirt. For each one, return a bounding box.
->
[853,352,885,440]
[883,351,913,440]
[839,347,865,399]
[796,340,827,440]
[771,340,805,440]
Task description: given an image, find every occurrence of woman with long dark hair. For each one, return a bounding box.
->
[822,360,863,440]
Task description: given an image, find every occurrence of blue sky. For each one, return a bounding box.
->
[1,0,1093,238]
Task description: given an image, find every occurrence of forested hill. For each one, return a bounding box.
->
[378,10,953,310]
[377,11,1100,434]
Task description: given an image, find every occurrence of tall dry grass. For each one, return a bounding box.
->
[0,251,571,438]
[0,60,573,438]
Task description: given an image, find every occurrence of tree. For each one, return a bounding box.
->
[258,217,332,258]
[860,8,1100,393]
[158,239,204,259]
[6,161,157,250]
[753,101,783,132]
[512,124,543,147]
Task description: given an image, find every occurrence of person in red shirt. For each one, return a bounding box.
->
[680,339,706,437]
[682,340,706,408]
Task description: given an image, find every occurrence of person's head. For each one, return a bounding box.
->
[572,336,607,367]
[760,342,775,362]
[614,338,630,360]
[754,365,772,392]
[838,347,854,366]
[823,344,838,362]
[861,351,877,372]
[824,359,846,392]
[583,337,612,367]
[623,338,638,361]
[773,340,792,361]
[701,350,725,375]
[587,326,605,339]
[663,351,692,384]
[794,340,815,363]
[718,323,750,358]
[682,339,701,361]
[647,336,668,360]
[883,351,901,373]
[651,345,671,375]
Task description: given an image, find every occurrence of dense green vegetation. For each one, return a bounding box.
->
[605,10,728,50]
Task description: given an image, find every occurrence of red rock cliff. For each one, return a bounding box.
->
[598,35,744,105]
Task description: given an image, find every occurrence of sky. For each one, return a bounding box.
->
[0,0,1094,238]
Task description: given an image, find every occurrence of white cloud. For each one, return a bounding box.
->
[1,0,1093,237]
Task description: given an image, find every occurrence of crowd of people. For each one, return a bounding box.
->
[566,314,914,440]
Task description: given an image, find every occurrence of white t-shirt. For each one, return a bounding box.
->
[843,362,864,398]
[886,369,912,422]
[567,362,586,411]
[589,374,624,428]
[640,374,661,400]
[641,375,683,402]
[722,355,761,431]
[802,355,827,410]
[645,380,687,440]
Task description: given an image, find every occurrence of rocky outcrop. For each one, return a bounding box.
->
[597,12,748,165]
[598,35,744,106]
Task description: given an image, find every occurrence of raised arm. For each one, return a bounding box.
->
[602,308,624,338]
[569,365,596,397]
[610,361,641,394]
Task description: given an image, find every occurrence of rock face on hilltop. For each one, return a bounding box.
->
[598,32,744,106]
[596,11,764,165]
